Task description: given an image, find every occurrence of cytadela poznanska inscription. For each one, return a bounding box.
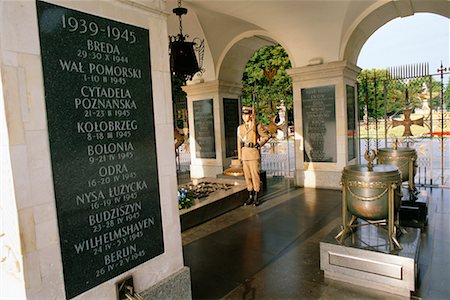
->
[36,1,164,298]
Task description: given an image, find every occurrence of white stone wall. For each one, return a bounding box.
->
[0,1,184,299]
[288,61,360,189]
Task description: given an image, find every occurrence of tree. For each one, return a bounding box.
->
[241,45,292,125]
[357,69,442,119]
[444,77,450,110]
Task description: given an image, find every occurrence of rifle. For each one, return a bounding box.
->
[252,90,257,145]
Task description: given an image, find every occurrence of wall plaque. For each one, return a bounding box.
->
[346,85,357,161]
[223,98,239,157]
[193,99,216,159]
[37,1,164,298]
[301,85,337,162]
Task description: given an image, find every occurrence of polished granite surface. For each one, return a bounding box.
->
[182,178,450,299]
[326,220,421,257]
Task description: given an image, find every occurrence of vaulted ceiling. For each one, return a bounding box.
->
[165,0,449,82]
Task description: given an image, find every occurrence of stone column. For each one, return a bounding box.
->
[288,61,360,189]
[0,1,190,299]
[183,80,242,178]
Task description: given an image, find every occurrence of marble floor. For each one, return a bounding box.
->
[182,178,450,300]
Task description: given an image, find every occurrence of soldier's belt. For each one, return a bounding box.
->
[242,142,259,148]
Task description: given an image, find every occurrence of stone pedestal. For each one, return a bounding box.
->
[179,178,247,231]
[320,225,420,298]
[400,188,429,229]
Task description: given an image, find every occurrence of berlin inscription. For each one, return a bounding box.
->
[37,1,164,298]
[301,85,337,162]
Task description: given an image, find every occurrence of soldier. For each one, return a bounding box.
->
[237,106,270,206]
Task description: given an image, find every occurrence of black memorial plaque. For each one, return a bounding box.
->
[193,99,216,159]
[346,85,357,161]
[223,98,239,157]
[301,85,337,162]
[36,1,164,298]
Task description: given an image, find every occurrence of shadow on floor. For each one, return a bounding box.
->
[182,178,450,299]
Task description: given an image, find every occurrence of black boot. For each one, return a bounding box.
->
[244,191,254,206]
[253,192,261,206]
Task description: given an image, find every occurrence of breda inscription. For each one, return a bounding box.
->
[37,1,163,298]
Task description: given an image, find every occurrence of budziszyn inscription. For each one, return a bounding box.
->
[37,1,164,298]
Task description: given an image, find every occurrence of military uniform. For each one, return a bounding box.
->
[237,107,270,205]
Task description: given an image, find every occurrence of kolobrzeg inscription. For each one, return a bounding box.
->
[301,85,337,163]
[37,1,164,298]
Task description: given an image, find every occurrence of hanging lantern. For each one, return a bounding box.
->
[169,0,204,82]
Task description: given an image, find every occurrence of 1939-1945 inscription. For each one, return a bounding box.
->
[36,1,164,298]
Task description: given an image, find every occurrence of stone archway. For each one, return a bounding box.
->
[217,33,295,177]
[342,0,450,64]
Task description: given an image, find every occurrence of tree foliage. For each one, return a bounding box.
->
[357,69,444,119]
[241,45,292,125]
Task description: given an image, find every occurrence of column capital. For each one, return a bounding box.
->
[182,80,242,98]
[287,60,361,83]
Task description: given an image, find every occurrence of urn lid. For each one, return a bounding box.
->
[378,147,416,154]
[378,147,417,158]
[342,164,401,181]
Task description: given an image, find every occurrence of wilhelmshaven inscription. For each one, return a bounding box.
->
[88,201,141,225]
[87,142,134,156]
[77,120,137,133]
[74,217,155,254]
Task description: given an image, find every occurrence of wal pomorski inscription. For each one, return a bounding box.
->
[37,1,163,298]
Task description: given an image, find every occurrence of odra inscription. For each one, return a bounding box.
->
[37,1,164,298]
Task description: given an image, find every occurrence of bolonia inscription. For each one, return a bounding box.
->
[87,141,134,156]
